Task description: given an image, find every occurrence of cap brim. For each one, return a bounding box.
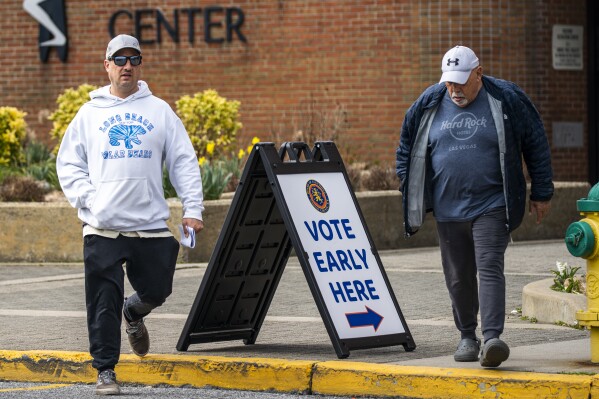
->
[439,70,470,85]
[106,46,141,59]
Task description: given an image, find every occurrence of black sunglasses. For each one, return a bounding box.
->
[108,55,142,67]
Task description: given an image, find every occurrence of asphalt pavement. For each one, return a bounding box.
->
[0,239,597,398]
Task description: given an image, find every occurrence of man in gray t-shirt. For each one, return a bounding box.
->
[397,45,552,368]
[429,86,504,220]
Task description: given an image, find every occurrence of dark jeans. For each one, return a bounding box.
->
[436,207,510,343]
[83,234,179,371]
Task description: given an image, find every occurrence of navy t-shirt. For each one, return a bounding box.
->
[428,87,505,221]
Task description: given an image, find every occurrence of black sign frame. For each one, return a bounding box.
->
[177,142,415,358]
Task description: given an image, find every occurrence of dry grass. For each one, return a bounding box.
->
[361,165,399,191]
[0,175,48,202]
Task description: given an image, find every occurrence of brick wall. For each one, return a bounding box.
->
[0,0,587,181]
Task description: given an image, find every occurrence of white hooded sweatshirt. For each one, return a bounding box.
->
[57,81,204,231]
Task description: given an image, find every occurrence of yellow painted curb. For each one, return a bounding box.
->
[0,350,314,393]
[311,361,593,399]
[1,350,597,398]
[0,350,96,383]
[592,375,599,398]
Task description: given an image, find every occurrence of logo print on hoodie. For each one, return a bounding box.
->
[100,113,155,160]
[109,124,147,149]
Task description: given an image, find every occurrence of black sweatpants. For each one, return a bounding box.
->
[436,207,510,343]
[83,234,179,371]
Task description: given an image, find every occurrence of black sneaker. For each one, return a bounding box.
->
[96,369,120,395]
[125,317,150,357]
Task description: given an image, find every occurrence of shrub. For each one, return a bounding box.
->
[345,163,363,191]
[362,165,399,191]
[176,89,242,161]
[0,174,47,202]
[0,107,27,167]
[49,84,98,154]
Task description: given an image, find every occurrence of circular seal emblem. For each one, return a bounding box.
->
[306,179,330,213]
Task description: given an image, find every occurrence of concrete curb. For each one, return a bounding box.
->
[522,278,586,325]
[0,350,596,398]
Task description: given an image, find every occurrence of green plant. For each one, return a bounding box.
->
[554,320,585,330]
[22,141,60,190]
[162,136,259,200]
[520,315,538,323]
[513,308,537,324]
[558,371,595,375]
[176,89,242,161]
[0,107,27,167]
[201,160,233,200]
[221,136,261,192]
[162,165,178,199]
[551,261,585,294]
[218,156,243,192]
[163,159,234,201]
[48,84,98,154]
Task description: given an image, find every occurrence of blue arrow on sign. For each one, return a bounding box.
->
[345,306,384,331]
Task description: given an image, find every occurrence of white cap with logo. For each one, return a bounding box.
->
[106,34,141,60]
[439,46,479,85]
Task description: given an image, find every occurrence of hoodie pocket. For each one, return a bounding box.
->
[91,178,153,228]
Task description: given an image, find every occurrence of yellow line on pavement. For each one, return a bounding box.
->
[0,383,72,392]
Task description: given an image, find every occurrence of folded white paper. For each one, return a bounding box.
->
[178,225,196,248]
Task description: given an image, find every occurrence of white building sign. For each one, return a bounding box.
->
[552,25,583,71]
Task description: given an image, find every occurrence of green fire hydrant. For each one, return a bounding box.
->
[565,183,599,362]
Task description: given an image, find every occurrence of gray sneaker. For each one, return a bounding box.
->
[454,338,481,362]
[125,317,150,357]
[96,369,120,395]
[480,338,510,367]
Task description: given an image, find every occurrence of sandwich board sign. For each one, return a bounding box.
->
[177,142,415,358]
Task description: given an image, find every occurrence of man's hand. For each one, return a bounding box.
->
[182,218,204,237]
[529,200,551,224]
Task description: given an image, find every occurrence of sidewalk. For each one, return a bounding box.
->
[0,240,597,398]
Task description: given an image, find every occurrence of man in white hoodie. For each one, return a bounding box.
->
[57,34,204,396]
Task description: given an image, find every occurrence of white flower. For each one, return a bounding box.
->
[556,261,566,273]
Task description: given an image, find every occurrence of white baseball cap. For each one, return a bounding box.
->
[106,34,141,59]
[439,46,479,84]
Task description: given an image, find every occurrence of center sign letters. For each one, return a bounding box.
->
[278,173,405,339]
[25,2,246,63]
[109,6,246,45]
